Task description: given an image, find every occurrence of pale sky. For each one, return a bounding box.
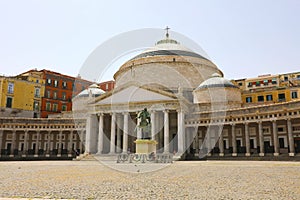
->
[0,0,300,82]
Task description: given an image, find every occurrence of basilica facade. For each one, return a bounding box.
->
[80,34,300,159]
[1,33,300,160]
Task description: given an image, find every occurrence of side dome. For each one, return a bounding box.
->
[76,84,105,98]
[113,33,224,90]
[193,73,242,109]
[196,73,238,89]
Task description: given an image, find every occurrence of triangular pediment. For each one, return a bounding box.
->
[92,83,177,105]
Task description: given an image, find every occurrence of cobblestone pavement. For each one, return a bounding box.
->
[0,160,299,199]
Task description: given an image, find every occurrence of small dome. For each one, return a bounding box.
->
[196,73,238,89]
[77,84,105,97]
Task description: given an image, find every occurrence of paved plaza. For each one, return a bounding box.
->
[0,160,299,199]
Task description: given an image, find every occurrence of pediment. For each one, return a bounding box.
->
[93,85,177,105]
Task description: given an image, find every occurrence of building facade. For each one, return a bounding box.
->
[0,33,300,160]
[38,69,93,118]
[0,71,45,118]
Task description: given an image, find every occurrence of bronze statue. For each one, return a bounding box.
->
[137,108,151,139]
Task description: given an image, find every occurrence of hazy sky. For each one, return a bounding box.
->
[0,0,300,82]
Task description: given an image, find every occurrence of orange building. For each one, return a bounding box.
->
[98,80,115,92]
[37,70,92,118]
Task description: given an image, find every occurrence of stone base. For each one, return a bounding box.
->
[45,154,50,157]
[57,154,61,157]
[134,139,157,154]
[207,153,212,157]
[34,154,38,157]
[9,155,14,157]
[232,153,237,157]
[219,153,224,157]
[68,154,73,157]
[22,155,26,158]
[274,153,279,156]
[245,153,251,157]
[259,153,265,157]
[289,153,295,157]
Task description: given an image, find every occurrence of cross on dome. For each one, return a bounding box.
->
[165,26,170,38]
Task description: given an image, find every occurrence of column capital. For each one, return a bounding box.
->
[230,122,236,127]
[258,120,262,125]
[122,112,129,115]
[243,122,249,126]
[98,113,104,116]
[163,109,169,113]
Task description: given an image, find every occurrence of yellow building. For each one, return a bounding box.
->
[232,72,300,106]
[0,70,45,117]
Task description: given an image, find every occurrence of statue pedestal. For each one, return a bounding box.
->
[134,139,157,154]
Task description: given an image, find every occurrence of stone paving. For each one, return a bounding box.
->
[0,160,300,199]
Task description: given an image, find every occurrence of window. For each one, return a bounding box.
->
[46,90,51,98]
[34,88,40,98]
[54,80,58,87]
[279,138,285,148]
[272,78,277,84]
[278,93,286,101]
[246,97,252,103]
[284,76,288,81]
[52,103,58,112]
[256,81,260,86]
[46,102,51,111]
[257,95,264,102]
[62,92,66,100]
[36,80,39,83]
[47,79,51,85]
[238,82,243,86]
[62,105,67,111]
[62,81,67,89]
[266,94,273,101]
[292,91,298,99]
[33,101,39,111]
[263,80,268,85]
[247,82,252,87]
[297,75,300,80]
[6,97,13,108]
[7,82,14,94]
[106,84,109,90]
[53,91,57,99]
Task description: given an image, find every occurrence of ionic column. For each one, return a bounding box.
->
[245,122,250,156]
[34,130,40,157]
[46,131,51,157]
[177,110,185,154]
[57,130,63,157]
[219,131,224,156]
[0,129,3,158]
[116,115,122,153]
[10,129,16,157]
[231,124,237,156]
[205,126,211,156]
[258,121,264,156]
[68,129,73,157]
[22,130,28,157]
[272,120,279,156]
[151,111,156,141]
[287,118,295,156]
[97,113,104,154]
[80,130,84,154]
[109,113,116,154]
[122,112,129,153]
[163,110,169,153]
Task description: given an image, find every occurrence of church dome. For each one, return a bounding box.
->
[113,31,224,90]
[193,73,242,108]
[76,84,105,98]
[196,73,238,90]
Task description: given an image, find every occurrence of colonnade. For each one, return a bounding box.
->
[85,109,186,155]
